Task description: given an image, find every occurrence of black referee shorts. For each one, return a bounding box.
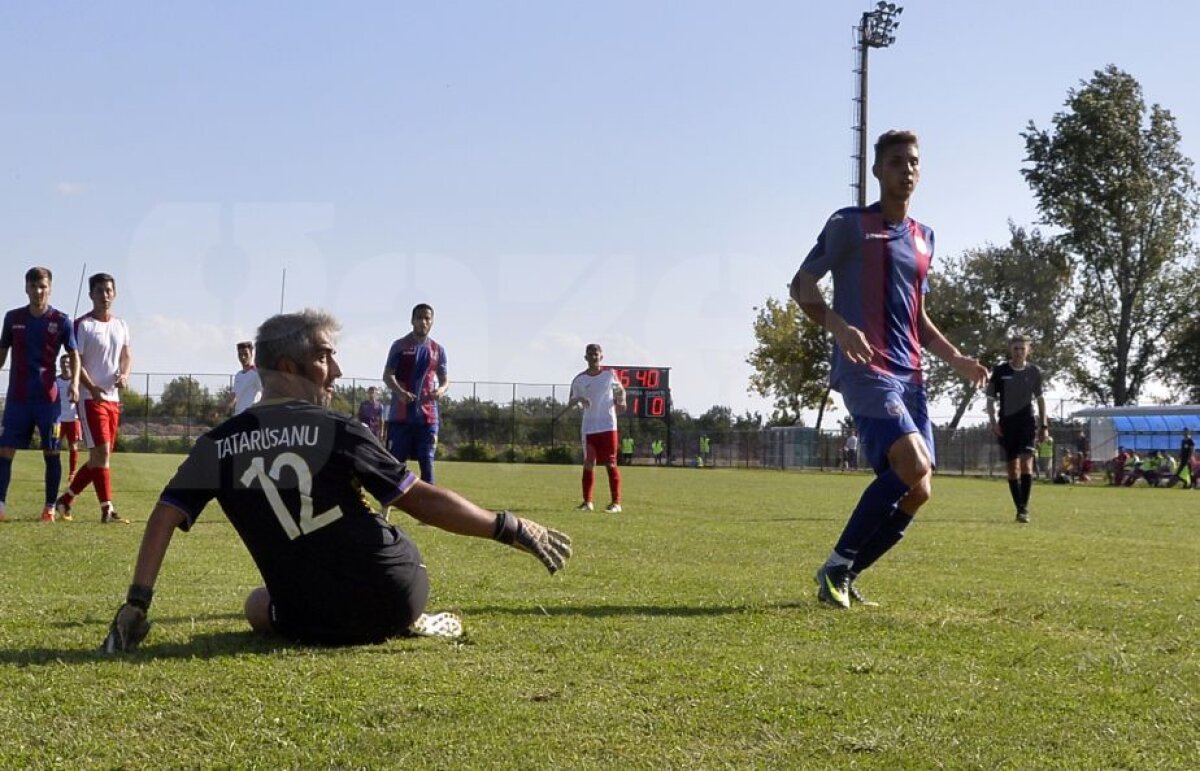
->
[998,417,1037,461]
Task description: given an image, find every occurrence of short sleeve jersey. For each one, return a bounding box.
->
[232,367,262,415]
[74,312,131,403]
[1,306,76,403]
[1180,436,1195,466]
[56,376,78,421]
[570,368,620,436]
[158,400,419,614]
[357,399,384,436]
[799,204,933,389]
[385,334,447,426]
[985,362,1043,421]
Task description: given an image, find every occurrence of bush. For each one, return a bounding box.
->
[453,442,497,462]
[537,445,577,465]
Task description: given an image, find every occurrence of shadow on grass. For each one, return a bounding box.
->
[458,602,777,618]
[48,612,245,629]
[0,631,292,666]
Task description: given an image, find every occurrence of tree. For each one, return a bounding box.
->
[926,224,1075,428]
[1022,65,1200,405]
[746,296,832,425]
[1163,315,1200,403]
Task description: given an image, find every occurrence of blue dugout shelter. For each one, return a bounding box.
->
[1071,405,1200,458]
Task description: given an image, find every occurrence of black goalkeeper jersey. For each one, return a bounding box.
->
[986,362,1044,422]
[159,399,419,621]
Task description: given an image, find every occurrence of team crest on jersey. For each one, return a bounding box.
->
[48,322,58,334]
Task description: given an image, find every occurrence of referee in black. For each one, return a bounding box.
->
[986,334,1047,523]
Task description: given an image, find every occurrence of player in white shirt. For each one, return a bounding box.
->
[567,343,626,513]
[55,354,83,490]
[55,273,132,524]
[228,341,262,415]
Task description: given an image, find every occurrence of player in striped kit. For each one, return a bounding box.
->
[0,267,79,522]
[791,130,988,608]
[383,303,449,484]
[55,273,132,524]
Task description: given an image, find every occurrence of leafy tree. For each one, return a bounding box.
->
[927,224,1074,428]
[746,296,831,425]
[1163,315,1200,403]
[1022,65,1200,405]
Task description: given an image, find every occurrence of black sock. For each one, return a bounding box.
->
[1007,478,1021,508]
[1019,473,1032,507]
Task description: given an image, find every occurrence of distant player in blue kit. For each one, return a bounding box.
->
[790,130,988,608]
[0,267,79,523]
[383,304,449,483]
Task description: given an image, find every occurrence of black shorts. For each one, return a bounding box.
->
[998,417,1037,461]
[270,534,431,646]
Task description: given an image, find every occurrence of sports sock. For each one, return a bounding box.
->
[68,448,78,479]
[0,455,12,501]
[43,454,62,507]
[95,467,113,504]
[1007,478,1021,508]
[851,509,915,574]
[582,468,595,502]
[1019,473,1032,507]
[68,464,94,498]
[418,455,434,485]
[607,463,621,504]
[830,469,910,563]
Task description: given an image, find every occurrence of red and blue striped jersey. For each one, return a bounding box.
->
[385,333,447,426]
[1,305,77,403]
[799,203,933,388]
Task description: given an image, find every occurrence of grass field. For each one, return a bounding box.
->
[0,454,1196,768]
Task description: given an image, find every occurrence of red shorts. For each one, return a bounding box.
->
[584,431,619,465]
[81,400,122,449]
[58,419,82,443]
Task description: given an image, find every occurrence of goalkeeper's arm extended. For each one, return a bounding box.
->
[100,503,185,653]
[391,482,572,574]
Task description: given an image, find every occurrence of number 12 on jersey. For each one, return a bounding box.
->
[241,452,344,539]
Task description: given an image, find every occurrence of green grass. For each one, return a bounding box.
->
[1,454,1196,768]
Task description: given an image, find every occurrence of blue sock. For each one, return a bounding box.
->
[831,469,910,562]
[851,509,915,574]
[44,454,63,507]
[0,455,12,502]
[419,454,435,485]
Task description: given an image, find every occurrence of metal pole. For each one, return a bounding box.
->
[856,16,870,208]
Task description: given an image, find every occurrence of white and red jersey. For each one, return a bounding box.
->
[56,375,78,421]
[75,312,131,403]
[232,367,262,415]
[570,368,623,436]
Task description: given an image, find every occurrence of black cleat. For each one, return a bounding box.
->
[1016,507,1030,524]
[814,564,852,609]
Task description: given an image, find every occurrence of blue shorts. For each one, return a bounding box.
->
[0,400,62,451]
[386,422,437,464]
[838,373,934,474]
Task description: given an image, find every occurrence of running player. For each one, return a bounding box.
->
[986,335,1046,523]
[99,308,570,651]
[383,304,448,483]
[0,267,78,522]
[567,343,626,513]
[55,273,132,524]
[790,130,988,608]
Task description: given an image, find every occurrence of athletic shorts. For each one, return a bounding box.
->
[584,430,619,465]
[386,422,437,464]
[0,400,62,451]
[269,534,431,646]
[59,419,81,443]
[838,373,934,474]
[998,417,1036,461]
[80,399,122,449]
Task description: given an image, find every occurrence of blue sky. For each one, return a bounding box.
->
[2,1,1196,421]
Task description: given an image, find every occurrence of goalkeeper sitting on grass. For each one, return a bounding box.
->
[102,309,571,652]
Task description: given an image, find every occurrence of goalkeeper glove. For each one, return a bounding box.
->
[100,585,153,654]
[492,511,572,574]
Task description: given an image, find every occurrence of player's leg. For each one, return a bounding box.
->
[577,434,598,510]
[0,404,39,520]
[816,380,922,608]
[598,431,621,512]
[416,424,437,484]
[385,421,409,464]
[37,404,63,521]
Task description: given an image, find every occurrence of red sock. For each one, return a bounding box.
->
[67,465,94,499]
[95,467,113,505]
[582,468,595,502]
[68,449,78,479]
[607,464,621,504]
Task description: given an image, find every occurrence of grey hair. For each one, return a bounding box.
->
[255,308,341,372]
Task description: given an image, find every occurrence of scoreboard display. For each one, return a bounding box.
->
[608,366,671,419]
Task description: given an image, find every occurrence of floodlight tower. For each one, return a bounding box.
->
[852,2,903,206]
